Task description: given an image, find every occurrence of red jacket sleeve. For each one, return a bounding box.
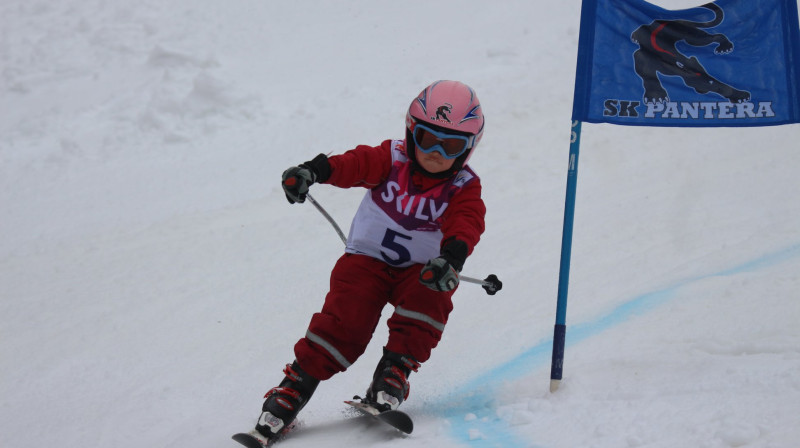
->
[440,177,486,255]
[324,140,393,189]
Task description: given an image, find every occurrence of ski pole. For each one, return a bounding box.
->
[305,193,502,295]
[306,192,347,243]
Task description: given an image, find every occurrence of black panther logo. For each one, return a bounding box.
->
[631,3,750,103]
[434,103,453,122]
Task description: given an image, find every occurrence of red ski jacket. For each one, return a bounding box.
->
[323,139,486,256]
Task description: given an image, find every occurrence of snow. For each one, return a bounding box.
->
[2,1,799,447]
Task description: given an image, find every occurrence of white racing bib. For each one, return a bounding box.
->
[345,140,476,267]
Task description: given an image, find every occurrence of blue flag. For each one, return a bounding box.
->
[572,0,800,126]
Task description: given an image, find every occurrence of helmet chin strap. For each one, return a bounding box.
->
[412,159,457,179]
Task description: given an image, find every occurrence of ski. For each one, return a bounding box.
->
[232,400,411,447]
[344,399,414,434]
[231,431,274,448]
[231,421,297,448]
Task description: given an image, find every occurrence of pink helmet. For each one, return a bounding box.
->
[405,80,484,174]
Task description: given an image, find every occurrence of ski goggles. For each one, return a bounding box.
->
[412,123,473,159]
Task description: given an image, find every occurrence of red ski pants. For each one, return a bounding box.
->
[294,253,456,381]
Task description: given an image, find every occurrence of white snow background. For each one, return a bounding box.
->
[2,0,799,447]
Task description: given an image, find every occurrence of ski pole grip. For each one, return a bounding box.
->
[481,274,502,295]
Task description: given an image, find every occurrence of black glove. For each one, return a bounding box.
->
[419,238,468,292]
[420,257,460,291]
[280,154,332,204]
[281,166,315,203]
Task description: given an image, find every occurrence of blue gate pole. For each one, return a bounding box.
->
[550,119,582,392]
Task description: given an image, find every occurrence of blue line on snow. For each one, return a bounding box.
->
[437,243,800,446]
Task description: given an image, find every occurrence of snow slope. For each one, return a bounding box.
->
[2,1,799,447]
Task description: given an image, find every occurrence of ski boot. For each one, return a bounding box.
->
[255,361,320,440]
[363,348,420,412]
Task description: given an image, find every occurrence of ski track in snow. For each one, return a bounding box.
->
[441,242,800,446]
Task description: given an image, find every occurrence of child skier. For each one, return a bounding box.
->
[254,80,486,441]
